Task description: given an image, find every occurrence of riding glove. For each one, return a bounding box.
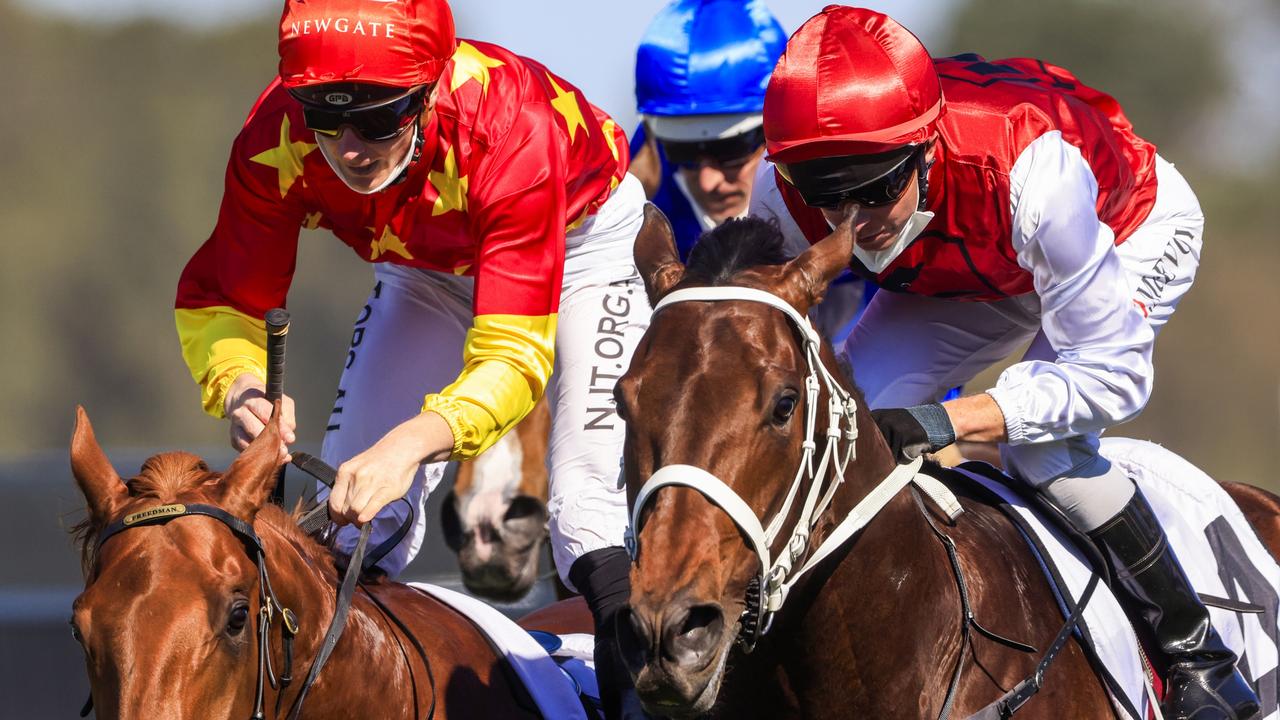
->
[871,403,956,462]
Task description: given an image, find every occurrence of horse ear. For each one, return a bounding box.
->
[70,406,127,524]
[634,203,686,305]
[219,401,285,519]
[779,209,856,313]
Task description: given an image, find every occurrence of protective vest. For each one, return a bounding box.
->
[774,55,1158,300]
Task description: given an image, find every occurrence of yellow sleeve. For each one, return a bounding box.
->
[421,313,557,460]
[174,306,267,417]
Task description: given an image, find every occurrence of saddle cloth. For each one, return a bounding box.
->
[955,437,1280,719]
[409,583,597,719]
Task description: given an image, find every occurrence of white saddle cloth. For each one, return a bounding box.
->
[957,437,1280,719]
[408,583,592,719]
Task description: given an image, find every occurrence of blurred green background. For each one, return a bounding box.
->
[1,0,1273,478]
[0,0,1276,715]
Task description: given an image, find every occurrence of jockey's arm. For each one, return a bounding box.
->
[175,106,307,447]
[329,104,568,524]
[965,131,1154,446]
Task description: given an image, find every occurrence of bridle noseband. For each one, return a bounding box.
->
[626,285,961,651]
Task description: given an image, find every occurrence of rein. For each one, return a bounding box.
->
[81,456,435,720]
[626,286,962,650]
[625,284,1098,719]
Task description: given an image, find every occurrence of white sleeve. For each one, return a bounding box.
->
[985,131,1154,445]
[748,159,817,258]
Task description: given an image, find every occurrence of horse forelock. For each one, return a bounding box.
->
[685,217,792,286]
[73,451,337,584]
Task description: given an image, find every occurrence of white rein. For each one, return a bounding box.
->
[626,286,961,644]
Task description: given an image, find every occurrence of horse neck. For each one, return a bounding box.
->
[256,517,421,716]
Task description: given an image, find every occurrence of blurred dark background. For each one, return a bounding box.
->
[1,0,1276,715]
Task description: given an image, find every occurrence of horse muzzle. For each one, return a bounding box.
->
[617,599,733,717]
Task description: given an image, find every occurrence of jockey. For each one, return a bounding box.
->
[174,0,646,715]
[749,7,1258,719]
[630,0,785,258]
[633,0,863,342]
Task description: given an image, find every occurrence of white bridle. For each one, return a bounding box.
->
[625,285,960,647]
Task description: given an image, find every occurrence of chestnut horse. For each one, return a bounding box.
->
[68,406,589,719]
[614,209,1280,719]
[442,397,553,602]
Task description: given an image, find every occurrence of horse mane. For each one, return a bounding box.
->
[685,216,793,285]
[71,450,337,584]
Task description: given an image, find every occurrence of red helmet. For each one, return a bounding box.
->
[278,0,456,100]
[764,6,943,163]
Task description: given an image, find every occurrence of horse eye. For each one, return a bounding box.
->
[68,618,84,644]
[227,603,250,636]
[773,393,798,423]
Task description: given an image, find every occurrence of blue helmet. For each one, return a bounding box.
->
[635,0,787,118]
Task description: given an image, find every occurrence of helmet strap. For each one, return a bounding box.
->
[916,147,933,212]
[390,117,425,187]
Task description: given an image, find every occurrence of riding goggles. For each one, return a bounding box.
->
[777,145,923,209]
[297,86,427,142]
[659,126,766,169]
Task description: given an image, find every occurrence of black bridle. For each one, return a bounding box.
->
[79,455,435,720]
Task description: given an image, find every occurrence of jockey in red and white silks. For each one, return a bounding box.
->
[749,8,1256,719]
[173,1,647,715]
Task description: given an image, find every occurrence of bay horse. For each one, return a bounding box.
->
[613,208,1280,719]
[68,406,590,719]
[442,397,553,602]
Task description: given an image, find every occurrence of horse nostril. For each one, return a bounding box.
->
[616,606,654,674]
[663,603,725,668]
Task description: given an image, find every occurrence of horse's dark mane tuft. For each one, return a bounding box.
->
[685,216,792,285]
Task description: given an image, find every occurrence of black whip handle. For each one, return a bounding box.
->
[265,308,290,505]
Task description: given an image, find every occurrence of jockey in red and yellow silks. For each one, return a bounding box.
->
[748,8,1256,718]
[175,3,649,716]
[176,43,627,458]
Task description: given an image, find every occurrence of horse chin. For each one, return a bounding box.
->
[459,548,542,602]
[634,627,736,718]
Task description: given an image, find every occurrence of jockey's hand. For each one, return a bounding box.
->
[871,404,956,463]
[224,373,296,458]
[329,411,455,526]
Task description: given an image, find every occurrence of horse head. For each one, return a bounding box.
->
[69,405,292,719]
[615,206,897,717]
[441,398,552,601]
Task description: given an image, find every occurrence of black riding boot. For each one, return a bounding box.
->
[569,547,650,720]
[1088,492,1259,719]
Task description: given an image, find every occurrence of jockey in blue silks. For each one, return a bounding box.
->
[631,0,785,259]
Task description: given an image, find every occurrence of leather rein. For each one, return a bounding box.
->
[81,454,436,720]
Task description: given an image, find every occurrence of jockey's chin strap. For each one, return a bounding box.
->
[626,285,962,651]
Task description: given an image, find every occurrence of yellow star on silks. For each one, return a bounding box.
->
[601,119,620,161]
[449,41,505,94]
[547,73,588,144]
[249,115,317,198]
[367,225,414,261]
[429,147,468,217]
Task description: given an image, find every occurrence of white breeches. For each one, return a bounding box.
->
[319,175,650,583]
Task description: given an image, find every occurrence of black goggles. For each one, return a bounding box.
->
[777,145,923,209]
[300,87,427,142]
[658,126,766,169]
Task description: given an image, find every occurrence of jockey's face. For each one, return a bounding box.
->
[819,141,936,251]
[313,88,439,195]
[315,122,417,194]
[676,146,765,224]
